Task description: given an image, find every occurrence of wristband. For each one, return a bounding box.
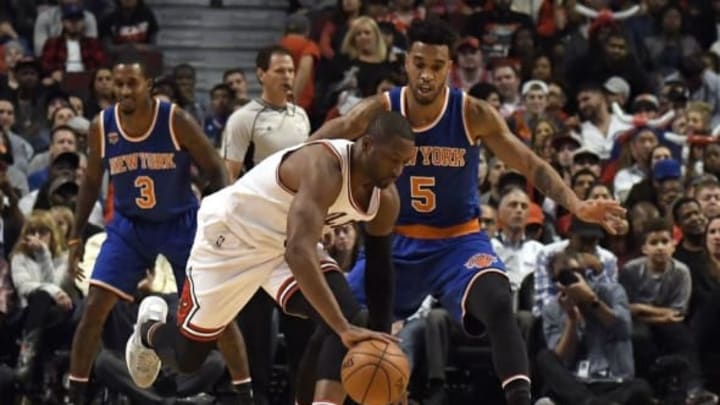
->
[68,238,82,247]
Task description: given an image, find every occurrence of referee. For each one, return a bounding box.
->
[220,45,312,405]
[222,45,311,179]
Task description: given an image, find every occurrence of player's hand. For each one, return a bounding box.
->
[339,325,399,349]
[68,244,85,282]
[574,199,627,235]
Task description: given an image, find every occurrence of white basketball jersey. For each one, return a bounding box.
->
[200,139,381,252]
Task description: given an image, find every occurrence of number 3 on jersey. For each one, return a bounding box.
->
[134,176,157,209]
[410,176,436,213]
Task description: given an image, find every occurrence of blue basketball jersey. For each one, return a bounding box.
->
[387,86,480,228]
[100,100,197,222]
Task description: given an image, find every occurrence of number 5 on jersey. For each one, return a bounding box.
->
[410,176,436,213]
[135,176,157,209]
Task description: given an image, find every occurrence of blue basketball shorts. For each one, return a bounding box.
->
[347,231,507,334]
[88,208,197,300]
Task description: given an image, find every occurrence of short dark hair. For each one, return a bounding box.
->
[256,45,291,71]
[173,63,196,78]
[223,68,245,81]
[641,217,673,244]
[366,111,414,142]
[571,168,597,186]
[469,82,499,101]
[113,56,150,78]
[407,17,457,51]
[672,196,700,224]
[51,124,77,142]
[210,83,233,97]
[499,185,527,205]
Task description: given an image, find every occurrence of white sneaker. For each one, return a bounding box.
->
[125,295,168,388]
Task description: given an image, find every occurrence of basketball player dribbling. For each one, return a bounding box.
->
[66,61,253,404]
[309,19,626,405]
[125,111,415,404]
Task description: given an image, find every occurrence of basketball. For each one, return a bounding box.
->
[341,339,410,405]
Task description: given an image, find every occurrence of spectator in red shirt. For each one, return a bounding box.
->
[280,14,321,112]
[40,5,106,85]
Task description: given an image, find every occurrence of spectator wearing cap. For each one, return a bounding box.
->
[27,125,77,191]
[462,0,533,62]
[575,83,633,160]
[0,96,34,175]
[613,127,661,204]
[280,13,321,112]
[491,186,544,308]
[631,94,660,117]
[449,37,488,92]
[571,147,602,178]
[492,63,521,118]
[551,133,581,185]
[9,57,47,149]
[34,0,98,57]
[533,217,618,317]
[649,159,684,218]
[99,0,158,49]
[604,76,631,109]
[40,4,107,85]
[19,151,103,229]
[507,80,551,142]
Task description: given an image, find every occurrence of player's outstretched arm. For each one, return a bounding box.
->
[466,97,626,232]
[68,117,105,280]
[363,185,400,333]
[308,95,388,142]
[284,145,351,336]
[172,107,229,194]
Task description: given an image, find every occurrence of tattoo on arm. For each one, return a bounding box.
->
[531,162,578,213]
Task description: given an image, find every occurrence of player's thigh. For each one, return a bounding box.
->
[90,228,154,301]
[434,234,508,335]
[177,249,280,342]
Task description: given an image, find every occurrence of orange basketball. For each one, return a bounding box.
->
[341,339,410,405]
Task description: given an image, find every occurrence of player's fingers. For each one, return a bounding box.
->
[374,332,400,344]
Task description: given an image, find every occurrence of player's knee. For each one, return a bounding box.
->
[81,287,119,323]
[468,271,513,325]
